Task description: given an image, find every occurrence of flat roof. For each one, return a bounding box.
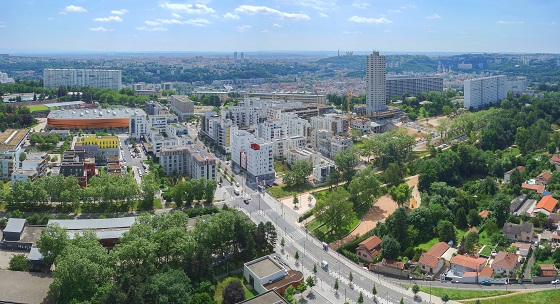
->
[0,269,52,304]
[3,218,26,234]
[45,101,84,108]
[48,217,136,230]
[0,129,28,151]
[48,107,146,119]
[239,290,288,304]
[246,256,284,279]
[68,229,128,240]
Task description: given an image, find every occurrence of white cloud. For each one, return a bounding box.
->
[348,16,392,24]
[224,13,240,20]
[136,26,168,32]
[64,5,87,13]
[261,29,269,33]
[157,18,184,25]
[319,13,329,18]
[160,3,215,14]
[145,21,161,26]
[171,13,183,19]
[496,20,524,24]
[184,18,211,26]
[237,25,252,32]
[426,14,441,20]
[89,27,113,32]
[110,9,129,15]
[352,1,369,9]
[273,23,282,28]
[388,9,402,13]
[233,5,310,20]
[400,4,417,10]
[343,30,362,35]
[286,0,336,11]
[93,16,123,22]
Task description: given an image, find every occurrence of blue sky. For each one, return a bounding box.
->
[1,0,558,53]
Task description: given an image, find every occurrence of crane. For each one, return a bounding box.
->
[346,91,358,137]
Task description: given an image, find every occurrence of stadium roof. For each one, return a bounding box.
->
[48,107,146,119]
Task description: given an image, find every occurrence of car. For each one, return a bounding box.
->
[552,279,560,284]
[480,280,491,286]
[235,182,240,187]
[243,199,250,204]
[233,188,240,195]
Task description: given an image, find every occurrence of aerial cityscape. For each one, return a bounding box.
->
[1,1,560,304]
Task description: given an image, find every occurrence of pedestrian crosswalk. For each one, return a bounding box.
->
[289,228,306,242]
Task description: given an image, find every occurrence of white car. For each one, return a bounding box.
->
[233,188,240,195]
[552,279,560,284]
[235,182,240,187]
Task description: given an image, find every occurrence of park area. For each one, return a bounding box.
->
[26,104,49,112]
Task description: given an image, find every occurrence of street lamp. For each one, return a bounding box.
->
[429,282,432,303]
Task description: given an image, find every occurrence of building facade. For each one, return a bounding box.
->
[464,75,507,110]
[386,76,444,100]
[366,51,387,114]
[43,69,122,90]
[169,95,195,120]
[230,127,275,183]
[159,144,216,179]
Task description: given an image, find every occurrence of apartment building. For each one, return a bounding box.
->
[386,76,444,100]
[230,126,275,183]
[0,129,28,180]
[11,152,48,182]
[464,75,507,110]
[43,68,122,90]
[310,114,348,135]
[366,51,387,114]
[74,135,119,165]
[280,113,312,138]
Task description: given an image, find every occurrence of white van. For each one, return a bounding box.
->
[321,260,328,270]
[233,188,240,195]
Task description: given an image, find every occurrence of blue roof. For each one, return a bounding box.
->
[48,217,136,230]
[3,218,26,234]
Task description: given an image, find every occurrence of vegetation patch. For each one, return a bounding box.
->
[26,104,49,112]
[268,183,313,199]
[214,275,258,302]
[418,286,511,300]
[460,289,560,304]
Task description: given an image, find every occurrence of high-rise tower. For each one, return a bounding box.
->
[366,51,386,114]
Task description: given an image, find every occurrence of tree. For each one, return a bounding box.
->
[313,264,317,276]
[348,271,353,285]
[333,148,359,186]
[349,167,383,206]
[36,223,69,265]
[464,232,479,253]
[489,193,511,227]
[306,276,315,295]
[468,209,481,227]
[389,183,412,207]
[9,254,28,271]
[358,291,364,303]
[314,187,354,236]
[382,162,406,186]
[412,284,420,298]
[297,279,307,299]
[400,298,404,304]
[147,269,193,304]
[140,172,159,210]
[204,179,217,204]
[334,278,339,294]
[293,193,299,209]
[380,235,401,260]
[442,294,450,303]
[455,207,468,229]
[372,284,377,300]
[18,152,26,163]
[281,237,285,252]
[283,160,313,187]
[284,285,296,303]
[222,280,245,304]
[294,250,300,264]
[436,220,456,243]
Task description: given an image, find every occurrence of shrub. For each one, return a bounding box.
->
[9,254,28,271]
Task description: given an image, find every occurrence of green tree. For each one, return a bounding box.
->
[389,183,412,207]
[400,298,404,304]
[9,254,28,271]
[348,271,353,285]
[442,294,450,303]
[284,285,296,303]
[294,251,300,264]
[372,284,377,300]
[222,280,245,304]
[293,193,299,209]
[36,223,69,266]
[333,148,359,186]
[140,172,159,210]
[455,207,468,229]
[489,193,511,227]
[380,235,401,259]
[467,209,481,227]
[283,159,313,187]
[334,278,339,294]
[18,152,26,163]
[436,220,456,243]
[464,231,479,253]
[313,264,317,276]
[306,276,315,295]
[314,187,354,235]
[204,179,217,204]
[297,279,307,299]
[358,291,364,304]
[147,269,193,304]
[349,166,383,206]
[412,284,420,297]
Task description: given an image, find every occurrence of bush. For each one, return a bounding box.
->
[298,209,314,222]
[9,254,28,271]
[183,206,220,218]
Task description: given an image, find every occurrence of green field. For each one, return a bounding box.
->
[461,289,560,304]
[418,286,511,300]
[268,183,313,199]
[214,275,258,302]
[27,104,49,112]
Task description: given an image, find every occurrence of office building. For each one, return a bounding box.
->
[74,135,119,165]
[43,68,122,90]
[169,95,195,120]
[464,75,507,110]
[386,76,444,100]
[366,51,387,114]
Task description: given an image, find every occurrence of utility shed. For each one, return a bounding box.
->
[2,218,26,241]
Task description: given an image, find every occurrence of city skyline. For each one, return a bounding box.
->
[1,0,559,54]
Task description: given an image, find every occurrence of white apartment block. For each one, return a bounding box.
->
[386,76,444,100]
[0,71,14,84]
[145,123,191,156]
[464,75,507,110]
[202,112,233,153]
[284,147,336,184]
[311,129,334,150]
[280,113,312,138]
[310,114,348,135]
[129,114,147,140]
[159,144,216,179]
[272,136,307,159]
[224,103,261,127]
[366,51,387,114]
[169,95,195,121]
[43,69,122,90]
[329,136,354,158]
[230,126,275,182]
[258,120,286,142]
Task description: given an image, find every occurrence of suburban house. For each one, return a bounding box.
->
[510,194,528,214]
[547,213,560,230]
[521,183,546,194]
[243,255,303,295]
[536,172,552,185]
[449,254,487,275]
[504,166,525,183]
[418,242,451,275]
[355,235,382,262]
[550,154,560,171]
[491,251,519,276]
[372,259,409,278]
[512,242,531,257]
[533,195,559,216]
[539,264,558,279]
[502,222,535,242]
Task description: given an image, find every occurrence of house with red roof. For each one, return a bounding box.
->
[418,242,451,275]
[536,172,552,186]
[355,235,382,262]
[533,195,558,216]
[450,254,487,275]
[550,154,560,171]
[491,251,519,276]
[521,183,546,194]
[504,166,525,183]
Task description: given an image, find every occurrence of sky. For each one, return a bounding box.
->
[1,0,559,54]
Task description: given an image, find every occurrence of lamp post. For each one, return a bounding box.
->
[429,282,432,303]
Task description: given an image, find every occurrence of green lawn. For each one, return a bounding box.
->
[273,161,291,175]
[418,237,440,252]
[153,198,162,209]
[307,216,361,243]
[268,183,313,199]
[535,256,556,266]
[214,275,258,302]
[27,104,49,112]
[418,286,511,300]
[461,289,560,304]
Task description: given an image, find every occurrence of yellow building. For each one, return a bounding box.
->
[79,135,119,149]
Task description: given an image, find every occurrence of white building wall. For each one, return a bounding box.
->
[366,51,387,114]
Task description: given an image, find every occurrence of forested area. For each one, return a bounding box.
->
[37,211,277,304]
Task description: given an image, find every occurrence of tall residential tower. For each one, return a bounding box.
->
[366,51,386,114]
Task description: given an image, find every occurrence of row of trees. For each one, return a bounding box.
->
[37,211,277,303]
[168,178,218,207]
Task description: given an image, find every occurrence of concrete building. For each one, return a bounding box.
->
[280,113,312,138]
[230,127,275,183]
[247,92,326,104]
[0,129,28,180]
[129,112,148,140]
[43,68,122,90]
[464,75,507,110]
[366,51,387,114]
[310,114,348,135]
[48,108,146,131]
[386,76,444,100]
[145,100,169,116]
[0,71,15,84]
[10,152,48,182]
[258,120,286,142]
[169,95,195,120]
[243,255,303,295]
[159,144,216,179]
[74,135,119,164]
[59,150,96,187]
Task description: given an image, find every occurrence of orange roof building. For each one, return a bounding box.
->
[450,255,487,273]
[356,235,382,262]
[534,195,558,215]
[418,242,450,274]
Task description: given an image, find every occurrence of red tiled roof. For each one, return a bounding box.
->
[427,242,450,256]
[380,259,405,269]
[539,264,558,277]
[551,154,560,165]
[522,183,546,194]
[479,210,490,218]
[535,196,558,213]
[479,266,494,278]
[468,227,480,234]
[450,254,487,270]
[512,242,531,251]
[357,236,382,252]
[492,251,518,271]
[538,172,553,182]
[506,166,526,174]
[418,242,450,269]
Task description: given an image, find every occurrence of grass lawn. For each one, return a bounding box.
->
[535,256,556,265]
[418,286,511,300]
[273,161,291,175]
[268,183,313,199]
[27,104,49,112]
[461,289,560,304]
[418,237,440,252]
[307,216,361,243]
[153,198,162,209]
[214,275,258,302]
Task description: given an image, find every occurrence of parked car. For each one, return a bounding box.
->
[480,280,491,286]
[243,199,250,204]
[233,188,240,195]
[235,182,240,187]
[552,279,560,284]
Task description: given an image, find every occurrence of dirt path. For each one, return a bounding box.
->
[458,289,547,302]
